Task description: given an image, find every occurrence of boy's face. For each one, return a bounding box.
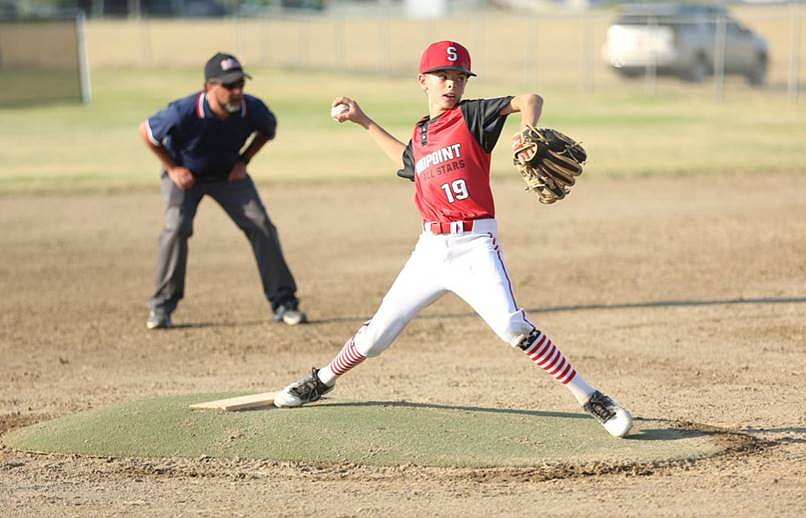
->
[418,70,469,112]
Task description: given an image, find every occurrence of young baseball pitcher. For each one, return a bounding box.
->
[274,41,633,438]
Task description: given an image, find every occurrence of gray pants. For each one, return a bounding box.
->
[149,172,298,314]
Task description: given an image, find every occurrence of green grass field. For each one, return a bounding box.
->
[1,67,804,193]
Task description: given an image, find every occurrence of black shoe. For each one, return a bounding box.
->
[274,368,334,407]
[583,390,633,438]
[146,309,172,330]
[273,303,307,326]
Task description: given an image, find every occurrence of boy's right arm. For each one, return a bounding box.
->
[332,96,405,169]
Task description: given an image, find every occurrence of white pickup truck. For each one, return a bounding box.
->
[602,3,768,85]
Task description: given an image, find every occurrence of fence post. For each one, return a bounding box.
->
[298,14,310,67]
[128,0,141,19]
[713,14,726,102]
[138,16,151,67]
[261,16,271,66]
[523,16,534,86]
[377,16,390,76]
[232,15,242,59]
[789,4,802,103]
[473,16,485,75]
[582,12,594,92]
[644,16,658,95]
[77,12,92,104]
[334,15,345,71]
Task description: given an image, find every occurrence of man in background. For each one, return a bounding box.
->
[139,52,306,329]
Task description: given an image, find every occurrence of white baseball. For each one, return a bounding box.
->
[331,103,349,119]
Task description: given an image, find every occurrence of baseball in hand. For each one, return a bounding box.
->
[331,103,349,120]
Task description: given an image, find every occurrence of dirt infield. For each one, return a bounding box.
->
[1,173,804,516]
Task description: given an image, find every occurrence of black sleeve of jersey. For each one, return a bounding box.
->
[460,96,515,153]
[396,141,415,181]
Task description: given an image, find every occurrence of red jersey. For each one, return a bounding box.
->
[398,97,513,223]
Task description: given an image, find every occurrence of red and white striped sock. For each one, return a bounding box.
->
[317,337,366,386]
[521,330,595,404]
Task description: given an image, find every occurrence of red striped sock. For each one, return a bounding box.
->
[327,337,366,376]
[521,331,577,385]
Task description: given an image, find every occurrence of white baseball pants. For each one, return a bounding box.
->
[353,218,533,357]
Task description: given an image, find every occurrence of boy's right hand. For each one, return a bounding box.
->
[331,97,370,128]
[330,96,404,165]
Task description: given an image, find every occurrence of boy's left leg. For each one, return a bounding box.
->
[514,329,632,437]
[275,233,448,407]
[208,177,303,323]
[449,232,632,437]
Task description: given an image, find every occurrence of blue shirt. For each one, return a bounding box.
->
[145,92,277,180]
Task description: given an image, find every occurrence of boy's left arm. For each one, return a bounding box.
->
[501,94,543,129]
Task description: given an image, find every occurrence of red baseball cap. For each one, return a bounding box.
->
[419,40,476,77]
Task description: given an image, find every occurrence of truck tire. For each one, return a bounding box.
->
[684,54,710,82]
[617,68,643,79]
[746,54,768,86]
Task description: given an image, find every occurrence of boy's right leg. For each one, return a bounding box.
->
[274,234,447,407]
[147,172,203,328]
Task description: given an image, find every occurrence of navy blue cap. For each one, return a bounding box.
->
[204,52,252,83]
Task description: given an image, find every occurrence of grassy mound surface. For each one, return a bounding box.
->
[3,393,730,468]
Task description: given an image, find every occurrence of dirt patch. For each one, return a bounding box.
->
[1,174,804,516]
[0,419,763,485]
[0,414,44,436]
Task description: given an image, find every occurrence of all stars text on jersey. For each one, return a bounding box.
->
[415,143,463,175]
[428,158,465,180]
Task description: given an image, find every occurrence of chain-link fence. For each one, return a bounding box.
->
[80,5,803,101]
[0,0,322,18]
[0,12,91,104]
[3,3,795,101]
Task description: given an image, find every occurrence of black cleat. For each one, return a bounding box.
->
[273,368,334,407]
[272,303,308,326]
[146,309,172,330]
[583,390,633,438]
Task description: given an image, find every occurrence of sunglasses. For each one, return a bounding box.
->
[218,79,245,90]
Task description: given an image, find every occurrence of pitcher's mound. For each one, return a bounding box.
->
[2,393,749,468]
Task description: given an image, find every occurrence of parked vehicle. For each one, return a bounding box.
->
[602,3,768,85]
